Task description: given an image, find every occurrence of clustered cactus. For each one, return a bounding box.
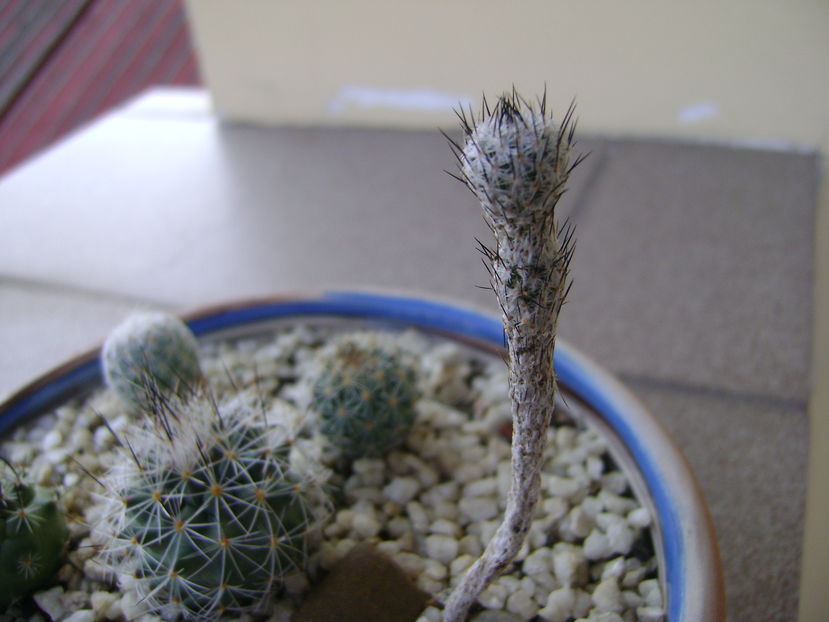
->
[102,311,204,411]
[99,393,325,621]
[310,337,418,458]
[0,458,69,608]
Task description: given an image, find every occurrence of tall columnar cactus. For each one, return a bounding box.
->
[444,91,584,621]
[98,394,327,621]
[310,337,418,458]
[0,459,69,608]
[102,312,203,411]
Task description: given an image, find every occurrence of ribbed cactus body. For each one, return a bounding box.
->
[101,397,322,621]
[0,478,68,607]
[102,312,203,410]
[311,339,418,458]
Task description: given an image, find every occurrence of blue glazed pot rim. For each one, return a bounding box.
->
[0,290,725,622]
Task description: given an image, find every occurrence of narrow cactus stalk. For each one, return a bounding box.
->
[443,90,584,622]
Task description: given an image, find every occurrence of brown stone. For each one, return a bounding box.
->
[292,542,432,622]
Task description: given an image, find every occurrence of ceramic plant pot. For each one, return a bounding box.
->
[0,291,725,622]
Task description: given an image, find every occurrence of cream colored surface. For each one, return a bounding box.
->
[185,2,828,618]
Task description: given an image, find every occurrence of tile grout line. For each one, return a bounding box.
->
[617,371,808,412]
[0,274,177,310]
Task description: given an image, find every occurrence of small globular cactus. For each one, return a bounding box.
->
[98,394,327,621]
[0,458,69,608]
[310,337,418,458]
[102,311,203,410]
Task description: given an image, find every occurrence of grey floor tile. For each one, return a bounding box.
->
[559,139,817,402]
[626,379,808,622]
[0,281,166,399]
[0,111,603,315]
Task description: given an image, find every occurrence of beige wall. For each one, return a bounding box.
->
[186,1,828,148]
[185,2,829,619]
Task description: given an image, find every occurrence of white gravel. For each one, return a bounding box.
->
[1,324,663,622]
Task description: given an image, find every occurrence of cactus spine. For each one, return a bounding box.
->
[99,394,326,621]
[444,91,583,621]
[102,312,203,410]
[311,337,418,458]
[0,459,69,607]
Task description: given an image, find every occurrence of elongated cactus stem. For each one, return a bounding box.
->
[443,91,584,622]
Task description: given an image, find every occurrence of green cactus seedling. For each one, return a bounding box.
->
[311,338,418,458]
[99,394,326,621]
[0,459,69,608]
[102,311,203,410]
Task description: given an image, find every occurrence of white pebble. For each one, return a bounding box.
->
[586,455,604,479]
[479,582,509,609]
[592,577,623,613]
[387,516,413,539]
[637,606,666,622]
[423,559,448,581]
[458,533,483,557]
[90,591,119,618]
[627,507,651,528]
[601,471,629,495]
[640,579,663,607]
[352,512,381,538]
[583,529,611,560]
[539,587,575,622]
[119,590,146,619]
[541,497,569,522]
[562,505,594,539]
[600,557,627,580]
[432,500,461,521]
[580,496,603,518]
[545,475,581,498]
[464,477,498,498]
[383,477,421,505]
[552,544,586,586]
[606,522,634,555]
[424,534,459,565]
[599,490,637,515]
[506,589,537,619]
[531,571,557,598]
[454,462,486,483]
[63,612,95,622]
[573,588,593,618]
[417,606,443,622]
[450,554,476,578]
[33,587,65,620]
[460,497,499,522]
[406,501,430,530]
[394,552,427,577]
[622,590,643,608]
[430,518,461,537]
[522,547,552,576]
[42,429,62,451]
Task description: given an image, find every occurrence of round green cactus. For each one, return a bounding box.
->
[0,461,69,608]
[311,338,418,457]
[99,395,325,621]
[102,312,203,410]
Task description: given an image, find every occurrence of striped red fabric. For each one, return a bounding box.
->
[0,0,201,175]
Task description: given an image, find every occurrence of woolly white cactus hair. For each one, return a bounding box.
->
[443,89,585,622]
